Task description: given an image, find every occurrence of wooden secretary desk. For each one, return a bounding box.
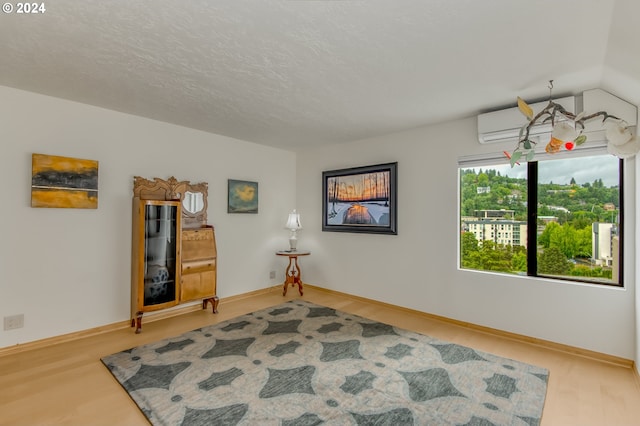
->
[131,176,218,333]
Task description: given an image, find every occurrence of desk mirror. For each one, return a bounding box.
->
[179,181,208,228]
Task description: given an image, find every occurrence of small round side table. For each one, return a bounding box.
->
[276,250,311,296]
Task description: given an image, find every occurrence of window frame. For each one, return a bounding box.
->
[458,155,624,287]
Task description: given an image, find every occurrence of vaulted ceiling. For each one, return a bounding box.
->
[1,0,639,150]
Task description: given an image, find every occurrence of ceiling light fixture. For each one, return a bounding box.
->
[506,80,640,167]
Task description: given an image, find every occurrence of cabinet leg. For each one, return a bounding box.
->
[133,311,143,334]
[203,296,219,314]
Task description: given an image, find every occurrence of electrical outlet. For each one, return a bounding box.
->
[270,270,276,279]
[4,314,24,331]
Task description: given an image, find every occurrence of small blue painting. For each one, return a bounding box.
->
[228,179,258,213]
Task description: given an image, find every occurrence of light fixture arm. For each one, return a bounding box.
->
[506,81,635,167]
[519,102,621,149]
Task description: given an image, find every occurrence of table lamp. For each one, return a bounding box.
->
[285,209,302,251]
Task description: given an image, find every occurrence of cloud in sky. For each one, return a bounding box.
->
[477,155,620,187]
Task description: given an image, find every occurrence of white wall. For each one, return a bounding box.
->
[0,86,296,348]
[297,116,636,359]
[636,155,640,373]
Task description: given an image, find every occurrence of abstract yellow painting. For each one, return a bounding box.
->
[31,153,99,209]
[227,179,258,213]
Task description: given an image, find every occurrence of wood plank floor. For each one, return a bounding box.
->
[1,286,639,425]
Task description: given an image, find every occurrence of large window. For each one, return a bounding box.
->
[459,154,622,286]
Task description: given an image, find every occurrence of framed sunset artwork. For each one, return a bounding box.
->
[322,162,397,235]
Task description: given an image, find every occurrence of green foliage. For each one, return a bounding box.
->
[574,227,592,258]
[461,168,618,223]
[538,221,591,259]
[461,232,526,274]
[538,221,559,248]
[571,211,594,230]
[549,225,578,259]
[538,247,571,275]
[461,232,479,259]
[569,265,612,279]
[462,240,513,272]
[459,169,528,218]
[461,227,612,279]
[511,251,527,272]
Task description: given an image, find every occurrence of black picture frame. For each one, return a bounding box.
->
[322,162,397,235]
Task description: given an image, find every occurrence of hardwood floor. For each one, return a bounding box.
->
[1,285,639,425]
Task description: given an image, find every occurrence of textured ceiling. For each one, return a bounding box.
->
[1,0,639,150]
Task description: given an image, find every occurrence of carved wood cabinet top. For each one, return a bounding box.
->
[133,176,209,228]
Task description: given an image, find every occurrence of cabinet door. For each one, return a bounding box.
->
[132,199,181,313]
[181,262,216,301]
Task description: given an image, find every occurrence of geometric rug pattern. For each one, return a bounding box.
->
[102,300,548,425]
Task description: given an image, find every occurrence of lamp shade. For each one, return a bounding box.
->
[286,210,302,230]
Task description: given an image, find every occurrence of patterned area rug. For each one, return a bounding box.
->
[102,300,548,425]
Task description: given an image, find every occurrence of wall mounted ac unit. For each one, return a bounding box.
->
[477,89,638,145]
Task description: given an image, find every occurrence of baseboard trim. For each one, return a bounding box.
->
[305,284,636,369]
[1,284,636,371]
[0,287,277,358]
[0,319,132,357]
